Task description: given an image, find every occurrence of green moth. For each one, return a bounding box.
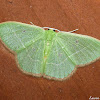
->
[0,21,100,81]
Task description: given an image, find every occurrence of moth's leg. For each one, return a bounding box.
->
[30,22,34,25]
[68,29,79,33]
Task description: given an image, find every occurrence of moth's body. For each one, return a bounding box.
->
[44,30,56,59]
[0,21,100,81]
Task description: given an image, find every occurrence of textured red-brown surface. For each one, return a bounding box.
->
[0,0,100,100]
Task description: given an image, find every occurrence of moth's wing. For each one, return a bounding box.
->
[44,32,100,80]
[0,22,44,52]
[57,32,100,65]
[17,38,45,75]
[0,22,45,75]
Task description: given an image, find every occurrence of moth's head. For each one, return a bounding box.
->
[43,27,60,33]
[45,29,56,35]
[48,28,56,32]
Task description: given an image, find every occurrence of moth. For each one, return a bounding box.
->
[0,22,100,81]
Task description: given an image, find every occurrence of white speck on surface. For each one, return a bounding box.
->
[30,6,32,8]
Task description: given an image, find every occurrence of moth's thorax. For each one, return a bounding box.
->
[44,30,56,61]
[45,30,56,41]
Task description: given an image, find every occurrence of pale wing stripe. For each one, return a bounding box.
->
[47,45,89,66]
[58,37,95,63]
[57,39,76,65]
[21,48,41,64]
[70,39,97,60]
[14,32,26,48]
[27,54,40,62]
[47,58,68,66]
[46,44,95,67]
[47,39,76,66]
[67,41,95,63]
[48,38,95,66]
[69,45,91,58]
[67,38,98,62]
[20,38,43,65]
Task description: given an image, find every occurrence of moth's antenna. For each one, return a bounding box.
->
[68,29,79,33]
